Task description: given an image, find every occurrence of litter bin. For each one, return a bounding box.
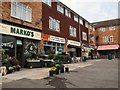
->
[108,54,112,60]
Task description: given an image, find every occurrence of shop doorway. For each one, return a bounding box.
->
[16,39,23,66]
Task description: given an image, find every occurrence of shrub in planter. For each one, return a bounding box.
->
[7,67,14,74]
[55,64,60,74]
[48,54,55,60]
[49,70,54,76]
[12,66,17,71]
[53,54,61,63]
[16,65,21,71]
[49,66,57,76]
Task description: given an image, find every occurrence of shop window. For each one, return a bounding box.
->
[24,40,38,60]
[2,35,16,57]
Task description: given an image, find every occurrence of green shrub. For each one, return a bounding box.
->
[48,54,55,60]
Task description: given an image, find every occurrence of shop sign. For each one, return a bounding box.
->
[43,34,50,41]
[50,35,65,44]
[68,40,81,46]
[0,23,41,40]
[43,34,65,44]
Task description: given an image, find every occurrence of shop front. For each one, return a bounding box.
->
[67,40,81,57]
[97,44,119,59]
[43,34,65,55]
[0,23,41,67]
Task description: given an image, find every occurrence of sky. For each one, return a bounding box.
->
[59,0,119,23]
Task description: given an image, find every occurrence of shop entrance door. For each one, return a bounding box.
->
[16,40,23,67]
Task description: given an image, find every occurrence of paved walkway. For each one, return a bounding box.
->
[2,59,102,83]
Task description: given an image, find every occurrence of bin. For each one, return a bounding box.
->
[108,54,112,60]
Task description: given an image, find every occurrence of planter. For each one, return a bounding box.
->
[49,70,54,76]
[26,60,44,68]
[55,69,59,75]
[65,67,69,73]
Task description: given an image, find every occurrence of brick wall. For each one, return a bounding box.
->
[95,26,119,45]
[42,2,82,42]
[2,1,42,30]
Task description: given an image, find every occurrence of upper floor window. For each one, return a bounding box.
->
[109,26,115,31]
[11,0,32,22]
[82,32,87,41]
[49,17,60,32]
[103,36,113,43]
[74,15,78,22]
[69,26,77,37]
[57,3,64,14]
[79,18,83,25]
[42,0,51,6]
[65,9,71,18]
[85,22,88,28]
[99,27,105,32]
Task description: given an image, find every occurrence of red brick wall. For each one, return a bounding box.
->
[95,26,119,45]
[2,1,42,30]
[42,2,80,42]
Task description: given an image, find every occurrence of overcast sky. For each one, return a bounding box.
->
[60,0,119,23]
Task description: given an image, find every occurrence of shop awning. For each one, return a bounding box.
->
[97,45,119,50]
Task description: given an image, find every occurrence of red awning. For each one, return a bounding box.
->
[97,45,119,50]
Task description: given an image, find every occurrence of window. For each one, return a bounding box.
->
[49,17,60,32]
[103,36,113,42]
[82,32,87,41]
[11,0,32,22]
[69,26,77,37]
[79,18,83,25]
[85,22,88,28]
[74,15,78,22]
[109,26,115,31]
[65,9,71,18]
[99,27,105,32]
[42,0,51,6]
[57,4,64,14]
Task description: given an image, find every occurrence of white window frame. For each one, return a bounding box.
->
[65,9,71,18]
[85,22,88,28]
[103,36,113,42]
[109,36,113,42]
[109,26,115,31]
[57,3,64,14]
[42,0,51,6]
[49,17,60,32]
[74,15,78,22]
[11,0,32,22]
[82,32,87,41]
[79,18,83,25]
[69,26,77,37]
[99,27,105,32]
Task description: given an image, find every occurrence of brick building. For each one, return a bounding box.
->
[1,0,90,67]
[92,18,120,58]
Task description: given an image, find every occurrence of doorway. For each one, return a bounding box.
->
[16,39,23,67]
